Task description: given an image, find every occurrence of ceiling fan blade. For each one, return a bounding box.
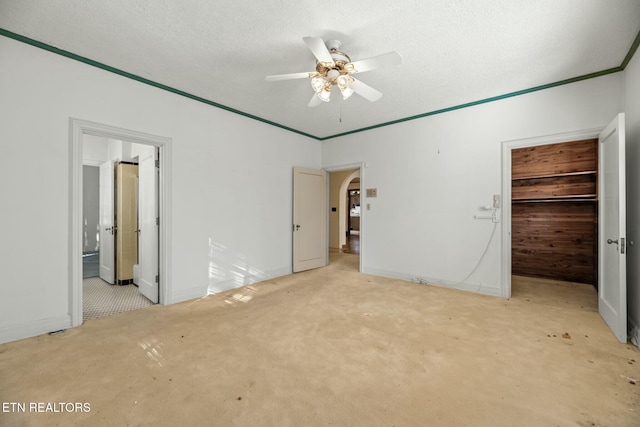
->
[349,51,402,73]
[350,78,383,102]
[265,72,313,81]
[308,94,322,107]
[303,37,335,66]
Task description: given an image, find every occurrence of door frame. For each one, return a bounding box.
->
[324,162,366,273]
[70,118,172,327]
[500,127,604,298]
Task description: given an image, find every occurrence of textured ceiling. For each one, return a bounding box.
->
[1,0,640,139]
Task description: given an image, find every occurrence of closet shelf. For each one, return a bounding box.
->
[512,195,597,203]
[511,170,597,181]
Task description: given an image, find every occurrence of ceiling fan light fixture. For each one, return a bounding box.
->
[336,74,354,100]
[327,69,340,80]
[311,76,325,93]
[336,74,351,89]
[340,85,354,100]
[318,87,331,102]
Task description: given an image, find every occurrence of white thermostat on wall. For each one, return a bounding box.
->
[366,188,377,197]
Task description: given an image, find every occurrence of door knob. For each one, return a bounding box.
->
[607,238,628,254]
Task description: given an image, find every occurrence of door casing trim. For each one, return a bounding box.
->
[500,127,603,298]
[69,118,172,327]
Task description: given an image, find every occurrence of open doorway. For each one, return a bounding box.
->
[70,119,172,328]
[346,186,361,255]
[328,168,361,270]
[82,135,157,320]
[501,116,628,342]
[510,138,598,311]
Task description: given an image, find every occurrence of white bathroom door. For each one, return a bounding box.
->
[99,160,115,284]
[292,167,327,272]
[137,149,159,303]
[598,113,627,343]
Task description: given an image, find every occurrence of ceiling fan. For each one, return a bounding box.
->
[265,37,402,107]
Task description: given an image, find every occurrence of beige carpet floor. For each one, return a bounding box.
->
[0,253,638,426]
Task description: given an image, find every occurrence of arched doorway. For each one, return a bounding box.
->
[329,169,360,255]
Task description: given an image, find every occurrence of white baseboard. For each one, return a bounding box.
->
[206,267,291,296]
[0,315,71,345]
[167,285,208,305]
[362,267,502,298]
[163,267,296,303]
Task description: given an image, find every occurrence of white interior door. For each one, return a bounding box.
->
[293,167,327,272]
[137,149,159,303]
[99,160,115,284]
[598,113,627,343]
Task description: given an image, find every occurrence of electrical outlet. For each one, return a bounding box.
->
[493,194,501,209]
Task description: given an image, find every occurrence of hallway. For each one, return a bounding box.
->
[343,231,360,255]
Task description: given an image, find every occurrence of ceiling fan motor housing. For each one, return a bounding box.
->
[315,40,353,76]
[325,39,342,51]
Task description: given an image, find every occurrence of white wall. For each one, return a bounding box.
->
[624,50,640,340]
[83,135,155,165]
[83,134,109,165]
[0,36,320,343]
[322,73,624,297]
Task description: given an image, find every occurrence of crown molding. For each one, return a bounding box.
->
[2,27,639,141]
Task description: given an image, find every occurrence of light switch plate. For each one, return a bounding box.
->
[366,188,377,198]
